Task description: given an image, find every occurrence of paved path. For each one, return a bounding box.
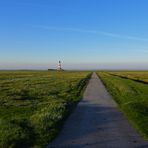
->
[48,72,148,148]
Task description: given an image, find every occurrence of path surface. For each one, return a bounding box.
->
[48,72,148,148]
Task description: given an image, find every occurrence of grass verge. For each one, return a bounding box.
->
[98,72,148,139]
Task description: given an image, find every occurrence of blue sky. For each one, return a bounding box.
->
[0,0,148,70]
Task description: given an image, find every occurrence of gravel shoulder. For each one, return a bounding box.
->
[48,72,148,148]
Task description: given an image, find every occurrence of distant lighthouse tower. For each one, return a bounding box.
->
[57,60,62,70]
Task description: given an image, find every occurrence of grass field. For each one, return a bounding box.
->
[98,72,148,139]
[0,71,91,147]
[108,71,148,83]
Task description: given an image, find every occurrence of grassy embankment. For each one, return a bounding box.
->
[108,71,148,84]
[98,72,148,139]
[0,71,91,147]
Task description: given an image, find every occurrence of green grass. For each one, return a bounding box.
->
[0,71,91,147]
[98,72,148,139]
[108,71,148,83]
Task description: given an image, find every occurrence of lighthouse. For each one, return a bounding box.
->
[57,61,62,70]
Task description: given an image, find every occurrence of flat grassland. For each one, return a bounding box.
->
[109,71,148,83]
[0,71,90,147]
[98,71,148,139]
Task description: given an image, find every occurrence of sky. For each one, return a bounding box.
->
[0,0,148,70]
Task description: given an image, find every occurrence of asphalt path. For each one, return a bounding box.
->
[48,72,148,148]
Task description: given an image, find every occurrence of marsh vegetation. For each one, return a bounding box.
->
[0,71,91,147]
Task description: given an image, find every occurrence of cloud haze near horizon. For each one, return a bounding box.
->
[0,61,147,70]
